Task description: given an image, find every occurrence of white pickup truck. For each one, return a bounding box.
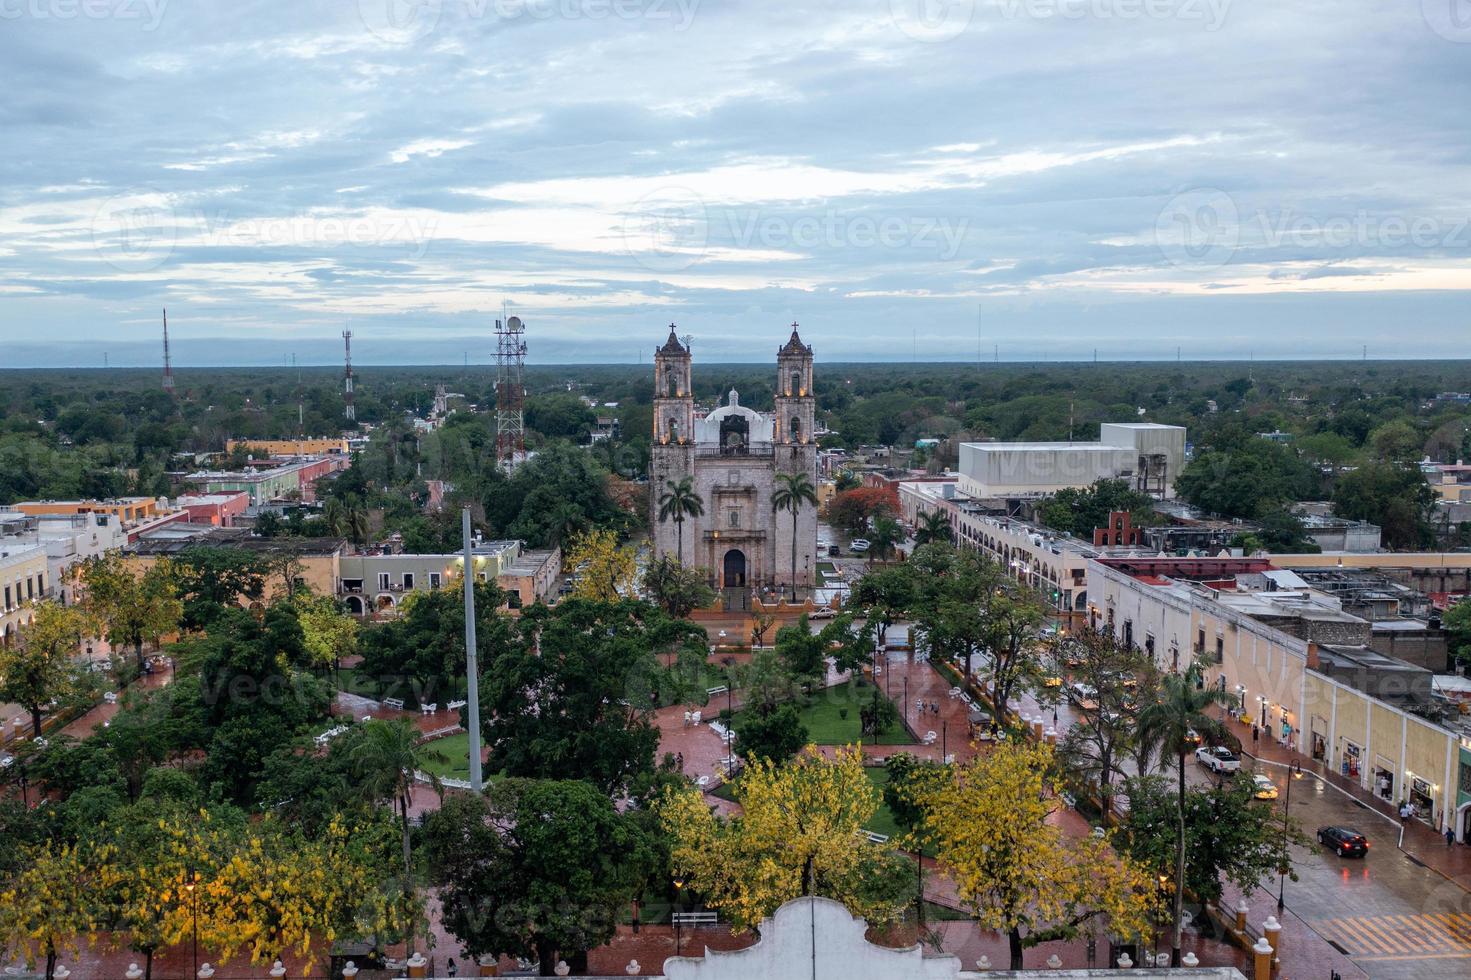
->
[1195,745,1241,773]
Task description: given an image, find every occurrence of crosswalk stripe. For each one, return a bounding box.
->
[1314,913,1471,956]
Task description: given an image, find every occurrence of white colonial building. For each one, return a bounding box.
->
[649,324,819,602]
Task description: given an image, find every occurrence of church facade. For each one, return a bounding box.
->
[649,324,819,598]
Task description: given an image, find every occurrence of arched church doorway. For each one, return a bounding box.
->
[723,549,747,588]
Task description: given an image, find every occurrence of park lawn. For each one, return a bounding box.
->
[793,678,917,746]
[334,666,380,698]
[419,732,472,780]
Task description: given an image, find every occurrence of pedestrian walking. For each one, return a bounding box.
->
[1252,724,1259,746]
[1447,827,1456,848]
[447,957,458,977]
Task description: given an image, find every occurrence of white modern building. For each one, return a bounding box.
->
[957,422,1186,500]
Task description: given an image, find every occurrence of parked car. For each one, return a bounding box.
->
[1041,674,1063,689]
[1195,745,1241,773]
[1251,774,1279,800]
[827,544,842,557]
[849,538,871,553]
[1067,681,1098,705]
[1317,826,1369,857]
[1182,728,1202,747]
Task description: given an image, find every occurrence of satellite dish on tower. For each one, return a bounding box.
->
[507,315,523,330]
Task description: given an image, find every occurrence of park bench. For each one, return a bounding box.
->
[382,697,405,711]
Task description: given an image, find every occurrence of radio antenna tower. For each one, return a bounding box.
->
[161,308,175,394]
[342,330,356,423]
[495,315,527,466]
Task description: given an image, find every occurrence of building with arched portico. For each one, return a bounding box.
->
[649,324,819,606]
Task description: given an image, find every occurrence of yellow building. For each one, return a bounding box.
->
[226,438,351,457]
[0,545,49,647]
[1090,554,1466,835]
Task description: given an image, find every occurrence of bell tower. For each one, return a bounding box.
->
[774,323,814,447]
[653,324,693,445]
[651,324,696,563]
[774,323,818,594]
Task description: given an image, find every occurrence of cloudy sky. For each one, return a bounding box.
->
[3,0,1470,366]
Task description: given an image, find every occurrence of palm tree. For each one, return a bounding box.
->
[348,719,447,956]
[772,472,819,600]
[344,496,371,547]
[657,476,704,562]
[913,510,952,545]
[1136,662,1238,967]
[868,516,904,564]
[322,497,347,536]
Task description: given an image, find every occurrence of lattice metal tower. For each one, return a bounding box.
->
[495,315,527,465]
[342,330,356,422]
[161,308,175,394]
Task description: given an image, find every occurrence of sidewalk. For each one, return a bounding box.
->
[1224,710,1471,887]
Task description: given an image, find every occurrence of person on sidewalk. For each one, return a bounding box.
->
[1252,724,1259,747]
[1447,827,1456,848]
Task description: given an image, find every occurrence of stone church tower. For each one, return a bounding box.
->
[649,323,819,604]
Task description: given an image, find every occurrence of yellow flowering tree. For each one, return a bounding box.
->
[565,529,638,603]
[921,741,1159,969]
[659,746,913,932]
[93,807,410,978]
[0,841,104,980]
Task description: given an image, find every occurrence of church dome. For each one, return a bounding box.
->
[696,389,773,447]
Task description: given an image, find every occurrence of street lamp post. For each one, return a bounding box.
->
[941,721,947,761]
[186,868,199,980]
[1277,760,1303,912]
[904,676,909,726]
[672,878,684,957]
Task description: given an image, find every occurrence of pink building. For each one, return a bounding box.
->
[177,491,251,527]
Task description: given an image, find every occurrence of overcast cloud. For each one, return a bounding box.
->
[2,0,1469,365]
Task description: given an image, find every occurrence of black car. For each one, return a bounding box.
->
[1317,826,1369,857]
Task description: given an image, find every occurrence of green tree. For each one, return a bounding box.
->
[657,475,704,561]
[1136,663,1238,967]
[357,581,508,708]
[425,780,660,976]
[913,509,952,545]
[1175,439,1319,520]
[772,471,819,598]
[80,554,182,669]
[1037,479,1157,537]
[1118,773,1303,909]
[0,602,86,736]
[171,546,268,628]
[867,515,904,564]
[641,556,717,619]
[734,702,808,763]
[1445,599,1471,669]
[773,614,826,692]
[348,719,446,957]
[1332,462,1436,549]
[481,599,705,795]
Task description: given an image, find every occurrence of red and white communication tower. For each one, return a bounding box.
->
[495,315,527,467]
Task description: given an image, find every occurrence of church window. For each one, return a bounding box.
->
[790,416,801,443]
[791,370,801,395]
[729,509,740,528]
